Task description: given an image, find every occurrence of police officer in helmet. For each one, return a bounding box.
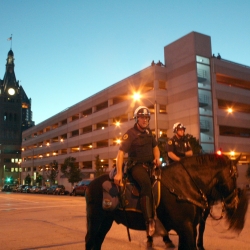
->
[167,122,193,163]
[114,106,161,237]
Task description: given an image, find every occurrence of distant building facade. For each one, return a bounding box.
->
[21,32,250,189]
[0,50,34,186]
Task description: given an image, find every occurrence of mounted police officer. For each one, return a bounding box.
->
[167,122,193,163]
[114,106,161,237]
[147,122,194,248]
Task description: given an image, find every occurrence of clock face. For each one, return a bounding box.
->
[8,88,15,95]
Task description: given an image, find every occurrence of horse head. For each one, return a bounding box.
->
[214,154,248,233]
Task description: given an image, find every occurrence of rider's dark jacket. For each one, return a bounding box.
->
[119,123,157,164]
[166,135,192,163]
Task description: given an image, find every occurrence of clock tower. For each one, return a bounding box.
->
[0,50,34,186]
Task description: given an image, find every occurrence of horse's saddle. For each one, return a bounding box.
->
[120,180,161,212]
[102,179,161,212]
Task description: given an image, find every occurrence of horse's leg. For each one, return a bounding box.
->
[146,236,153,248]
[197,208,209,250]
[85,200,113,250]
[93,214,114,250]
[178,222,196,250]
[85,211,113,250]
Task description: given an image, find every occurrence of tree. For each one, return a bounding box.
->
[95,155,107,176]
[46,160,59,185]
[61,157,82,186]
[25,174,31,185]
[36,173,43,186]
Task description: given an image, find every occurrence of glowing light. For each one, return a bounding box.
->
[60,138,64,142]
[230,151,235,157]
[116,139,121,144]
[102,127,105,130]
[133,92,141,101]
[227,108,233,113]
[216,149,222,155]
[115,121,120,127]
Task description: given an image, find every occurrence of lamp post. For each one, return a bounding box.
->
[154,99,158,141]
[18,161,21,185]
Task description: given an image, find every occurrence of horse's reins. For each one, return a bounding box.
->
[179,161,209,209]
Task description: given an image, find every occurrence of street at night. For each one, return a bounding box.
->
[0,192,250,250]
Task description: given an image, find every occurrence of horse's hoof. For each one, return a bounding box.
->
[164,241,175,248]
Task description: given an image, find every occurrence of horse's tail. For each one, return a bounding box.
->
[226,188,248,233]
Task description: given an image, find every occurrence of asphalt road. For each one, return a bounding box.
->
[0,192,250,250]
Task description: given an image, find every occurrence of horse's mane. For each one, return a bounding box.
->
[160,154,231,208]
[163,153,230,172]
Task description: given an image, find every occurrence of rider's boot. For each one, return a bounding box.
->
[140,196,155,237]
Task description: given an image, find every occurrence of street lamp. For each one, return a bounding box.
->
[133,91,159,140]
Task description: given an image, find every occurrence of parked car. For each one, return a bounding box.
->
[16,185,27,193]
[46,185,59,195]
[71,179,92,196]
[23,185,33,193]
[54,185,66,195]
[30,186,41,194]
[34,186,42,194]
[1,184,16,192]
[39,186,49,194]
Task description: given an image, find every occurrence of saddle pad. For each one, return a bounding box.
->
[102,180,119,211]
[119,180,161,213]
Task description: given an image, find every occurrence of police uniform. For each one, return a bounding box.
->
[166,134,192,163]
[120,123,157,164]
[120,123,157,230]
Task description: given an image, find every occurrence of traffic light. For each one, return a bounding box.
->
[6,177,11,183]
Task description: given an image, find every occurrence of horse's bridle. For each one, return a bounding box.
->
[210,160,239,220]
[180,159,239,220]
[222,162,239,210]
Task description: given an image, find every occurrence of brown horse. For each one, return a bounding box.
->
[85,154,248,250]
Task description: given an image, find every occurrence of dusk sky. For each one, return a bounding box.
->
[1,1,250,124]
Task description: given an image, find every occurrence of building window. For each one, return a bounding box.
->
[159,105,167,114]
[82,108,92,117]
[96,140,109,148]
[95,101,108,112]
[71,130,79,137]
[219,126,250,138]
[159,81,166,89]
[82,161,92,169]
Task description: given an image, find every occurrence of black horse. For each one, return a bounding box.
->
[85,154,248,250]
